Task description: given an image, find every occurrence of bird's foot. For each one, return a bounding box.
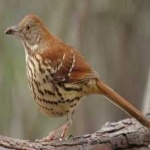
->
[65,134,74,140]
[35,121,70,142]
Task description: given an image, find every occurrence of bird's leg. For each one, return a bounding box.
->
[60,112,73,139]
[36,112,73,142]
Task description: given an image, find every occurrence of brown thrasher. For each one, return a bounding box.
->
[5,14,150,141]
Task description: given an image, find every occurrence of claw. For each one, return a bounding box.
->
[65,134,74,140]
[35,121,70,142]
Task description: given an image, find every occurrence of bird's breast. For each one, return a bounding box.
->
[26,54,85,117]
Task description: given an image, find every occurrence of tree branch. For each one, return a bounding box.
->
[0,118,150,150]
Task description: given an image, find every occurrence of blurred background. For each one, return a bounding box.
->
[0,0,150,140]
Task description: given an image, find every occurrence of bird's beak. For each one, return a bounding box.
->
[4,25,19,35]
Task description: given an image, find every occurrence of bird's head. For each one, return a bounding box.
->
[5,14,50,54]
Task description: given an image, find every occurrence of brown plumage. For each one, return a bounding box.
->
[5,14,150,141]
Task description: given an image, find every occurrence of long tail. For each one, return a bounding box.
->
[96,79,150,128]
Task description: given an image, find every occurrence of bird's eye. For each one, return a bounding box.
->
[26,24,31,30]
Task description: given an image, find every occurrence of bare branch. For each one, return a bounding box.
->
[0,118,150,150]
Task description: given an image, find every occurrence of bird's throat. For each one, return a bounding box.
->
[22,39,39,56]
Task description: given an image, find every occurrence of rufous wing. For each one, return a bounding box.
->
[42,41,98,83]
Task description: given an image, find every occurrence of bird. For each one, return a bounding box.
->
[5,14,150,141]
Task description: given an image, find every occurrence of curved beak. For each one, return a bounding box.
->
[4,25,19,35]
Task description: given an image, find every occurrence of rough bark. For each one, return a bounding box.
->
[0,118,150,150]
